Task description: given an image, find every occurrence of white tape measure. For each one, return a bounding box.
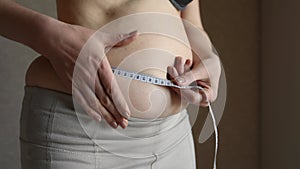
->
[112,66,219,169]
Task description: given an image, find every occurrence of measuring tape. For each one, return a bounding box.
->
[112,66,218,169]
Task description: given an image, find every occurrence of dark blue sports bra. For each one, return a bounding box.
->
[169,0,193,11]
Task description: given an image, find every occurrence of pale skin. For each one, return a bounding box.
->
[0,0,220,128]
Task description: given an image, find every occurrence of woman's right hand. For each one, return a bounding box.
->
[0,1,137,128]
[36,20,138,129]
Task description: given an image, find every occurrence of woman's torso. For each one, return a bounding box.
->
[26,0,192,118]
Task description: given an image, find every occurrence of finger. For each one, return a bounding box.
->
[168,66,207,105]
[73,83,120,128]
[199,88,210,107]
[169,67,204,104]
[174,56,185,75]
[174,69,199,86]
[171,85,204,105]
[168,66,190,86]
[98,104,120,129]
[104,30,138,48]
[167,66,179,83]
[72,87,102,122]
[168,66,189,86]
[168,60,198,86]
[114,33,138,47]
[167,58,192,84]
[184,59,192,72]
[197,79,218,103]
[72,70,119,128]
[98,58,131,118]
[196,80,215,107]
[95,74,128,128]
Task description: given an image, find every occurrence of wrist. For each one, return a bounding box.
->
[30,15,67,59]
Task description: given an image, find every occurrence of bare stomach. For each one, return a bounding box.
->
[26,19,192,119]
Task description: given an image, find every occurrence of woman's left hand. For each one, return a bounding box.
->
[167,55,220,107]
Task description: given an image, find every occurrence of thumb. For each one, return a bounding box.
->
[175,69,198,86]
[104,30,138,47]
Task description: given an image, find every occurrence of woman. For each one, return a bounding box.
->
[0,0,220,168]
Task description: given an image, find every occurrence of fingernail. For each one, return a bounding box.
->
[175,77,185,84]
[96,116,102,122]
[123,112,130,119]
[185,59,191,65]
[120,120,128,129]
[112,122,118,128]
[128,30,138,36]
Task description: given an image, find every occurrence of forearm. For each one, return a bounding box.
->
[186,26,221,101]
[185,25,221,77]
[0,0,59,52]
[180,0,220,65]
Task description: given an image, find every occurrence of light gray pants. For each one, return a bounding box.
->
[20,86,196,169]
